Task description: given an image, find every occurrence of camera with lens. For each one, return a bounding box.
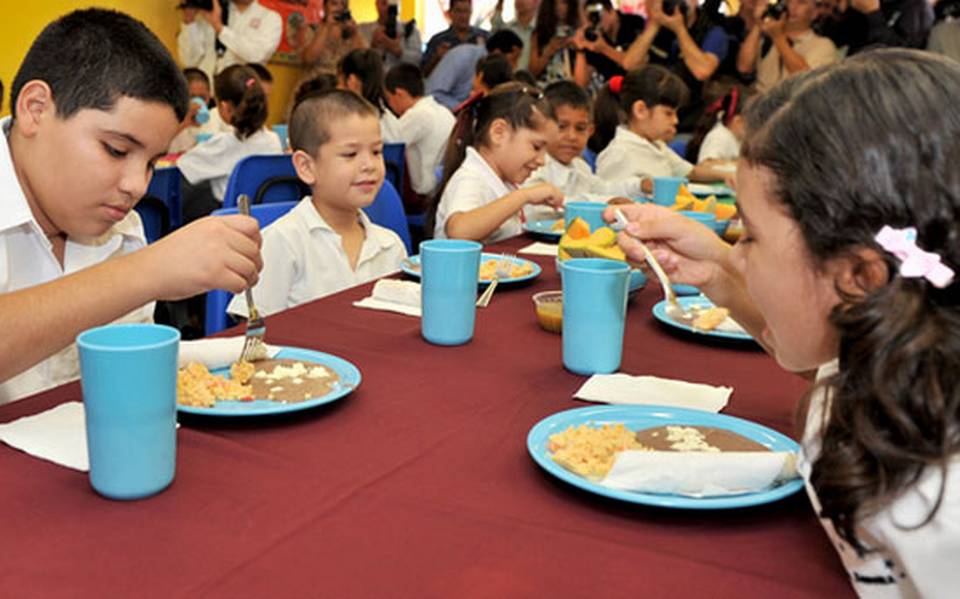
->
[385,3,398,38]
[178,0,216,10]
[335,9,353,23]
[584,3,603,42]
[764,0,787,20]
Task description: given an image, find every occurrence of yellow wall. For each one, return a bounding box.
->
[0,1,384,124]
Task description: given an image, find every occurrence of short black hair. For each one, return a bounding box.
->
[476,54,514,89]
[11,8,188,122]
[512,69,538,88]
[486,29,523,54]
[384,63,424,97]
[246,62,274,83]
[289,89,379,156]
[183,67,210,88]
[544,80,591,113]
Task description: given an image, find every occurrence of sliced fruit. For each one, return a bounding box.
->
[566,216,591,240]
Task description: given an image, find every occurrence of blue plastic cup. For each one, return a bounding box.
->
[420,239,482,345]
[272,123,289,152]
[563,201,607,232]
[560,258,630,374]
[77,324,180,500]
[678,210,717,232]
[652,177,688,206]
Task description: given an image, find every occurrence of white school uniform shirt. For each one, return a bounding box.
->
[522,154,642,221]
[177,128,282,201]
[434,147,519,243]
[177,0,283,79]
[167,108,232,154]
[0,118,152,404]
[395,96,456,196]
[799,360,960,598]
[697,121,740,163]
[381,109,402,144]
[226,197,407,318]
[596,126,694,182]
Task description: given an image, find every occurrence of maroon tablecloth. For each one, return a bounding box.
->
[0,237,852,598]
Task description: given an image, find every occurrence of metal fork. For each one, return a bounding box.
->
[237,194,267,362]
[476,253,513,308]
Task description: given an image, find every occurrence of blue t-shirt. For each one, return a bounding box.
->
[425,45,487,110]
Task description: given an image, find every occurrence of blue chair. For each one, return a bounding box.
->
[581,148,597,173]
[134,196,170,244]
[221,154,310,208]
[668,133,692,160]
[363,180,413,254]
[204,201,299,335]
[383,142,405,194]
[145,166,182,229]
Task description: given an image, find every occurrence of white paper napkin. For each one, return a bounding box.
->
[0,402,89,471]
[518,242,559,256]
[574,373,732,413]
[353,279,421,317]
[179,337,281,370]
[602,450,798,496]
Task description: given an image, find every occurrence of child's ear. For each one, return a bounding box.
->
[291,149,318,186]
[831,247,890,298]
[630,100,649,123]
[487,117,511,146]
[14,80,56,137]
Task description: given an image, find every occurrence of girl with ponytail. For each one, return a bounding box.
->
[613,49,960,596]
[178,64,282,222]
[686,85,753,164]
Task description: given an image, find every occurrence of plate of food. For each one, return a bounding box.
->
[652,296,752,341]
[401,253,542,285]
[177,347,361,416]
[523,218,564,240]
[527,405,804,509]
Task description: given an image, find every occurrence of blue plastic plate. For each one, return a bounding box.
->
[652,296,753,341]
[523,219,563,240]
[527,405,803,509]
[177,347,361,416]
[403,253,542,286]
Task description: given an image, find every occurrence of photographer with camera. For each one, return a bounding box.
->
[736,0,837,92]
[528,0,580,82]
[422,0,490,76]
[359,0,423,70]
[813,0,920,55]
[177,0,282,79]
[301,0,368,71]
[571,0,646,90]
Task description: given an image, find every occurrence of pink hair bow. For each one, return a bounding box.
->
[875,226,955,288]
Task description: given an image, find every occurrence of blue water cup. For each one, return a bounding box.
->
[420,239,482,346]
[563,201,608,232]
[272,123,289,152]
[191,97,210,125]
[77,323,180,500]
[652,177,688,206]
[678,210,718,232]
[560,258,631,375]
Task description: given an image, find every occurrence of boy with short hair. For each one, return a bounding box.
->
[523,80,642,219]
[0,9,262,402]
[168,67,231,153]
[383,64,456,202]
[227,90,407,318]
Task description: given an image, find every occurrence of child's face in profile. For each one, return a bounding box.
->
[20,93,179,238]
[632,102,679,143]
[304,114,384,211]
[548,104,593,165]
[730,161,841,372]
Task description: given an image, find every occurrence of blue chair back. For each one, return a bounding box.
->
[581,148,597,173]
[362,180,413,254]
[204,201,299,335]
[668,134,692,160]
[222,154,309,208]
[383,143,405,193]
[134,196,170,244]
[145,166,182,229]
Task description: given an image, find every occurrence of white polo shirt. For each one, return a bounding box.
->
[226,197,407,318]
[434,147,520,243]
[0,118,152,404]
[800,360,960,597]
[596,126,694,182]
[698,122,740,163]
[523,154,642,221]
[177,127,282,201]
[395,96,455,196]
[177,0,283,78]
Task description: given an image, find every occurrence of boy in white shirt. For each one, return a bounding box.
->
[523,81,643,221]
[227,90,407,318]
[177,0,283,79]
[168,67,232,153]
[382,63,456,202]
[0,9,263,403]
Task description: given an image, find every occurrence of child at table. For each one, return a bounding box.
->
[612,50,960,596]
[686,85,752,165]
[178,64,283,223]
[338,49,400,142]
[226,90,407,318]
[523,80,644,222]
[167,67,230,154]
[594,66,727,189]
[429,82,564,243]
[0,9,262,403]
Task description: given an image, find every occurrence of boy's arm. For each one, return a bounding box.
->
[0,216,261,384]
[622,20,660,71]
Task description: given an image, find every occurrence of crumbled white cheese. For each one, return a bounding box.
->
[665,426,720,452]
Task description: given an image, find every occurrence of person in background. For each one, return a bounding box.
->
[572,0,647,91]
[178,64,283,222]
[928,0,960,62]
[383,64,457,209]
[359,0,423,70]
[177,0,282,79]
[0,9,262,402]
[470,54,516,98]
[227,89,406,318]
[422,0,490,76]
[168,67,232,153]
[337,49,401,141]
[490,0,540,70]
[430,82,563,243]
[737,0,837,92]
[300,0,367,71]
[245,62,274,96]
[426,29,523,110]
[528,0,580,83]
[512,69,539,86]
[686,85,753,164]
[595,66,728,188]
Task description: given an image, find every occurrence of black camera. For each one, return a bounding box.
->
[179,0,215,10]
[584,3,602,42]
[385,4,398,38]
[335,9,353,23]
[764,0,787,20]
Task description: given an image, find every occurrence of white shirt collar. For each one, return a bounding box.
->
[296,195,398,252]
[613,125,665,152]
